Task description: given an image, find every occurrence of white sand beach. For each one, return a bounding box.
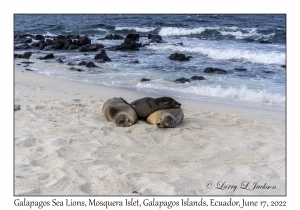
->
[14,66,285,196]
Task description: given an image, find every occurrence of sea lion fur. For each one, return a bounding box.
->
[146,107,184,128]
[102,97,138,127]
[130,97,181,118]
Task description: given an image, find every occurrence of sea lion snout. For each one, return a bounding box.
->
[174,102,181,108]
[147,107,184,128]
[156,115,174,128]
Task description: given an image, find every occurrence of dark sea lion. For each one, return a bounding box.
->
[146,107,184,128]
[102,97,138,127]
[130,97,181,118]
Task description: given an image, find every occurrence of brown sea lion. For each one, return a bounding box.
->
[146,107,184,128]
[130,97,181,118]
[102,97,138,127]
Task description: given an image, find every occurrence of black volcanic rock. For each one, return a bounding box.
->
[169,53,190,61]
[190,76,205,81]
[79,44,104,52]
[39,53,54,60]
[103,34,124,40]
[259,40,272,44]
[95,49,111,62]
[125,34,139,42]
[68,44,79,50]
[14,54,22,58]
[78,61,87,66]
[148,34,164,43]
[86,62,98,67]
[117,39,141,50]
[203,67,228,74]
[78,35,91,46]
[45,39,53,45]
[21,52,32,59]
[35,34,45,40]
[174,77,190,83]
[62,39,73,50]
[234,68,247,71]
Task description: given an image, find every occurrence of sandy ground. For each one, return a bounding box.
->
[14,66,285,195]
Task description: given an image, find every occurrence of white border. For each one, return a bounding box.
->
[3,0,297,208]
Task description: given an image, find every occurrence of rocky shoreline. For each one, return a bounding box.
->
[14,33,285,83]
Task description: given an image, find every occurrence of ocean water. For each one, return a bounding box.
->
[14,14,286,109]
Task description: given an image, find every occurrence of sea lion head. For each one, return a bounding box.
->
[115,114,132,127]
[157,97,181,109]
[156,115,175,128]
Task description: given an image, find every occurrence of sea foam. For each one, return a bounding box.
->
[115,26,156,33]
[136,82,285,106]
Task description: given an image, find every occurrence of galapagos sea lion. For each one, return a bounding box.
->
[102,97,138,127]
[130,97,181,118]
[146,107,184,128]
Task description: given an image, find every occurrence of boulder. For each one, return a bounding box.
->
[68,44,79,50]
[39,43,47,50]
[21,52,32,59]
[104,34,124,40]
[79,44,104,52]
[190,76,205,81]
[169,53,190,61]
[174,77,190,83]
[125,34,139,42]
[78,61,87,66]
[141,78,151,82]
[14,54,22,58]
[116,38,141,51]
[62,39,73,50]
[78,35,91,46]
[39,53,54,60]
[203,67,228,74]
[52,35,68,49]
[34,34,45,40]
[148,34,163,43]
[44,39,53,45]
[86,62,98,67]
[95,49,111,62]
